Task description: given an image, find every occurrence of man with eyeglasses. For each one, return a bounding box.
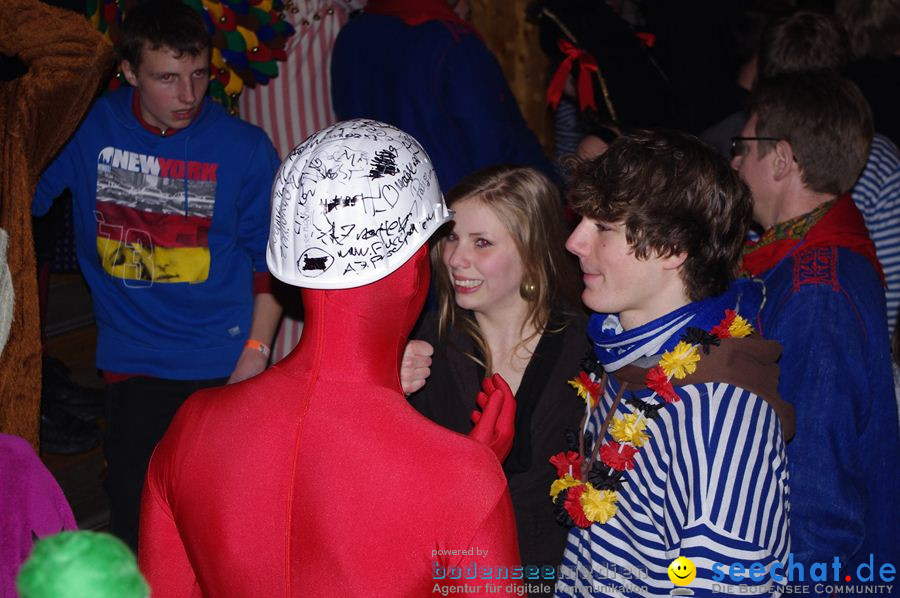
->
[732,71,899,591]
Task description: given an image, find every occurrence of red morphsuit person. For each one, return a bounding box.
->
[139,120,523,597]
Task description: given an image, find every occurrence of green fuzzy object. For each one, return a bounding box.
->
[224,30,246,51]
[16,531,149,598]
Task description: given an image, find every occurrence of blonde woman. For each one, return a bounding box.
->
[406,165,589,587]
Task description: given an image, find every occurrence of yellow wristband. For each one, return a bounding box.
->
[244,339,271,359]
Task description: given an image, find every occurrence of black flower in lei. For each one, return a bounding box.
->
[588,462,626,491]
[565,428,594,455]
[626,394,665,419]
[580,351,604,379]
[680,327,721,355]
[553,488,576,527]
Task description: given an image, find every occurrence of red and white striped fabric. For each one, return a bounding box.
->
[239,0,365,361]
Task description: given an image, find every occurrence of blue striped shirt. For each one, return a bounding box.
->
[556,376,791,597]
[851,133,900,336]
[555,98,584,160]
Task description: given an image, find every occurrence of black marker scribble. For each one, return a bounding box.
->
[368,146,399,179]
[307,157,338,182]
[302,256,329,271]
[272,192,290,251]
[325,195,360,213]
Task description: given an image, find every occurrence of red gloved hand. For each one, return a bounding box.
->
[468,373,516,463]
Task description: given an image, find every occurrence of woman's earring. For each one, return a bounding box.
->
[520,280,537,301]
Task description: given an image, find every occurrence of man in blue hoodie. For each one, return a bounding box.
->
[32,0,281,551]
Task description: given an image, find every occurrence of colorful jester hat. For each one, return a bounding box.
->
[87,0,295,113]
[16,531,149,598]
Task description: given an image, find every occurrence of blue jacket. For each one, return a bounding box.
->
[758,245,900,583]
[331,13,556,192]
[33,88,279,380]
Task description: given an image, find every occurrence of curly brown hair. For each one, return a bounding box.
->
[568,129,752,302]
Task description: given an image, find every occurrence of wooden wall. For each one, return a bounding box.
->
[470,0,554,154]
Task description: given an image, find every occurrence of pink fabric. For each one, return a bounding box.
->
[1,434,77,596]
[139,247,523,597]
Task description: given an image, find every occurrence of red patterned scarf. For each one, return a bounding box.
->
[365,0,471,28]
[741,193,884,284]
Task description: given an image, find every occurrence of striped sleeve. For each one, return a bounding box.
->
[555,382,790,598]
[554,98,583,160]
[851,133,900,335]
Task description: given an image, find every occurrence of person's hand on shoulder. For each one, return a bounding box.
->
[401,339,433,394]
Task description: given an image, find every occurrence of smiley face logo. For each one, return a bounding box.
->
[668,556,696,586]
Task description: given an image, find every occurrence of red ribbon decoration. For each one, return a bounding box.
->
[635,31,656,48]
[365,0,470,28]
[546,39,599,112]
[741,194,885,284]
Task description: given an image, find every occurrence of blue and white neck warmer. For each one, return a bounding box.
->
[588,278,764,372]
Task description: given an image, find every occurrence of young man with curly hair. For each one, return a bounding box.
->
[556,129,793,597]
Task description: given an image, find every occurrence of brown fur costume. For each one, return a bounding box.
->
[0,0,113,449]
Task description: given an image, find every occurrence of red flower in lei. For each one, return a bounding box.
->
[564,484,591,528]
[710,310,737,339]
[579,371,600,396]
[645,365,679,403]
[549,451,584,478]
[599,442,639,471]
[568,371,601,407]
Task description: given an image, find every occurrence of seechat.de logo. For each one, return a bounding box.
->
[712,554,895,585]
[664,553,896,596]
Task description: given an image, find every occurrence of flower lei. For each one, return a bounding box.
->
[550,309,753,528]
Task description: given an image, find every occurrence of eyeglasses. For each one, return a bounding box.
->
[730,136,782,158]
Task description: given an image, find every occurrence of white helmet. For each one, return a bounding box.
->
[266,119,452,289]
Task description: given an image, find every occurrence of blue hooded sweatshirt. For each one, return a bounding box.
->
[33,88,279,380]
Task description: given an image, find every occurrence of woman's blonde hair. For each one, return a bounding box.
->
[431,165,580,371]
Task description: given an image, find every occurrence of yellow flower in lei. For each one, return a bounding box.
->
[610,413,650,447]
[580,484,618,524]
[728,313,753,338]
[567,372,600,408]
[659,341,700,379]
[550,474,583,500]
